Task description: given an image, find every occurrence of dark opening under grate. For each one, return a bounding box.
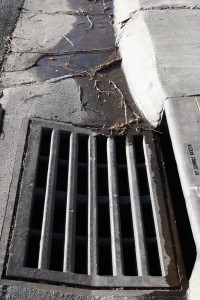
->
[6,120,180,288]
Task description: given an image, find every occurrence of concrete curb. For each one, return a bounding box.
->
[113,1,200,126]
[164,96,200,300]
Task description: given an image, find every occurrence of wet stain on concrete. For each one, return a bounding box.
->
[31,0,149,129]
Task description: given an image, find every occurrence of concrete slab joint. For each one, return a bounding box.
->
[114,0,200,126]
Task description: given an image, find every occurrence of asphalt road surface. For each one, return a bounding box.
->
[0,0,25,64]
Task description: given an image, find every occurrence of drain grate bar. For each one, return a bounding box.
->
[143,136,173,277]
[126,138,149,276]
[88,136,98,275]
[63,133,78,272]
[38,129,60,269]
[107,137,123,276]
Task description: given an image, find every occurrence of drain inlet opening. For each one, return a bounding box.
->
[6,120,182,289]
[97,136,112,276]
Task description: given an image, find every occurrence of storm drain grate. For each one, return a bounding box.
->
[6,120,179,288]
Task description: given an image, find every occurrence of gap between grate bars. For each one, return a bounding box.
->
[26,131,163,276]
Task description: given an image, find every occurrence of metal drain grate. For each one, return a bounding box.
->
[6,120,179,288]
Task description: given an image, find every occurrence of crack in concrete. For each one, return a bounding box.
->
[1,74,82,90]
[11,47,117,56]
[119,5,200,27]
[31,115,143,134]
[46,74,76,84]
[23,93,51,102]
[22,10,112,17]
[0,103,5,138]
[0,80,37,89]
[142,5,200,11]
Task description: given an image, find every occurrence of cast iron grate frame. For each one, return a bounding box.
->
[6,119,179,288]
